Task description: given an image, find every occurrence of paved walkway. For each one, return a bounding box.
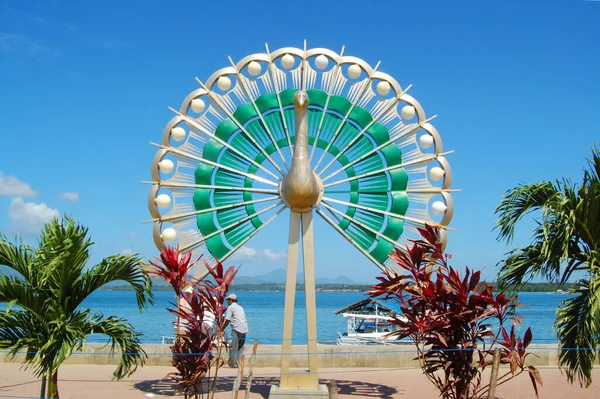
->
[1,363,599,398]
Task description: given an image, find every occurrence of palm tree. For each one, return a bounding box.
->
[494,145,600,387]
[0,217,153,398]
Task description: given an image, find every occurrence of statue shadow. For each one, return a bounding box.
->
[134,376,400,398]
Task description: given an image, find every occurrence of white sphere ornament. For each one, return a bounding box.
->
[217,76,232,91]
[170,126,186,142]
[429,166,445,181]
[348,64,362,79]
[401,105,416,120]
[431,201,448,216]
[419,134,434,149]
[161,228,177,243]
[376,81,391,96]
[315,55,329,70]
[191,98,206,113]
[247,61,262,76]
[155,194,171,208]
[158,159,174,174]
[281,54,295,69]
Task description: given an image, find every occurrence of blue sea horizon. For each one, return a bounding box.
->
[69,290,565,345]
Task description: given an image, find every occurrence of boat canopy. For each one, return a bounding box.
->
[334,298,397,317]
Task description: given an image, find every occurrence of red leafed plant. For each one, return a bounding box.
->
[148,247,239,399]
[370,225,542,399]
[148,246,194,297]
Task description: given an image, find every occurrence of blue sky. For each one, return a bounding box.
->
[1,0,598,283]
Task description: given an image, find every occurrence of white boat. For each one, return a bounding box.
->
[334,299,409,345]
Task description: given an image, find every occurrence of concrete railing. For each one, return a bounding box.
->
[1,343,561,368]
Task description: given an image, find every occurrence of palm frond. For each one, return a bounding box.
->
[494,181,562,243]
[496,219,576,290]
[555,278,600,387]
[79,313,147,379]
[37,217,93,292]
[583,144,600,185]
[0,236,34,281]
[0,275,42,312]
[0,310,50,376]
[574,180,600,253]
[72,254,153,312]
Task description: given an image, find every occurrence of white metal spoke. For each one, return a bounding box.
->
[170,109,281,181]
[308,46,345,162]
[265,43,294,157]
[143,181,279,195]
[180,201,283,252]
[151,142,278,187]
[315,207,386,272]
[145,195,280,223]
[228,56,290,171]
[195,204,288,279]
[308,93,332,160]
[321,115,438,182]
[318,98,400,177]
[320,200,399,247]
[195,77,285,176]
[323,155,439,188]
[322,196,455,231]
[407,188,460,193]
[313,62,381,172]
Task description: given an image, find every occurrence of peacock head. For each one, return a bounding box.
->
[293,90,309,110]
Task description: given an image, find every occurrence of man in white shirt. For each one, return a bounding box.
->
[201,303,217,338]
[223,294,248,368]
[177,286,194,335]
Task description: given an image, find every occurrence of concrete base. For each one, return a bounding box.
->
[268,384,329,399]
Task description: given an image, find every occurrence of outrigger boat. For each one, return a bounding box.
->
[334,299,409,345]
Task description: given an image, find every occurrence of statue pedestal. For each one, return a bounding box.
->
[268,384,329,399]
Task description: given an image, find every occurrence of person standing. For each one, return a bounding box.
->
[223,293,248,368]
[177,286,194,335]
[201,301,217,338]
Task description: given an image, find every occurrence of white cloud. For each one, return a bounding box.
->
[8,197,59,234]
[120,249,134,255]
[59,191,79,201]
[231,246,286,262]
[233,246,257,259]
[264,249,286,261]
[0,172,37,197]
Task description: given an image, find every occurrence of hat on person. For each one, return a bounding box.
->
[184,286,194,294]
[225,294,237,301]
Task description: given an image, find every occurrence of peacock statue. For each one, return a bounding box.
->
[147,43,455,278]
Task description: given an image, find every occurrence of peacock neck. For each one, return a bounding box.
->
[293,96,310,161]
[279,90,322,212]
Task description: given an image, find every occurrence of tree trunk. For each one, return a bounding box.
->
[40,374,46,399]
[487,349,501,399]
[46,370,59,398]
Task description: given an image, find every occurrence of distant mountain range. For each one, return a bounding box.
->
[234,268,360,285]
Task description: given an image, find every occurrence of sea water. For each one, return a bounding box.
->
[73,290,566,345]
